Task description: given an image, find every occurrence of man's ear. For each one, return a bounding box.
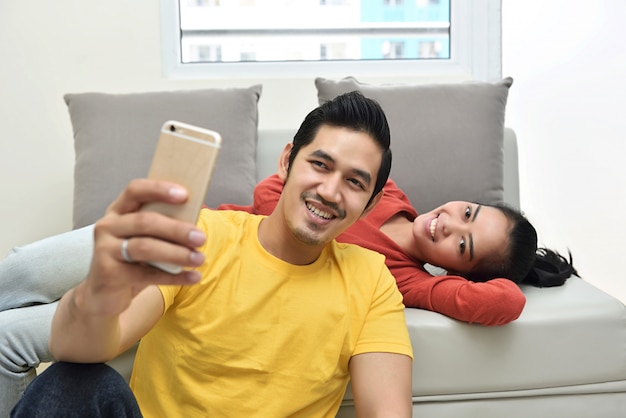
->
[361,190,384,218]
[277,143,293,181]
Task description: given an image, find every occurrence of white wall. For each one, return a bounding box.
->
[502,0,626,302]
[1,1,624,303]
[0,0,320,254]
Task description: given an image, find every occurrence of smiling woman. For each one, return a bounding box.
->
[409,202,511,276]
[244,173,578,327]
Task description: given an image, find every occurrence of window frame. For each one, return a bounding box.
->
[160,0,501,81]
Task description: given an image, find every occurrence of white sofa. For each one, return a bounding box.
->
[103,128,626,418]
[251,129,626,418]
[63,80,626,417]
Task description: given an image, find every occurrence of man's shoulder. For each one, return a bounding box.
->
[199,208,262,223]
[197,209,264,243]
[331,240,387,267]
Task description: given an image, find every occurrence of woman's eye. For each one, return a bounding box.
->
[459,238,466,254]
[464,206,472,219]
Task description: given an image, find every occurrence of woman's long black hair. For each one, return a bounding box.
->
[465,203,578,287]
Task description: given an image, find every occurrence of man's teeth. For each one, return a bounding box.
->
[429,218,438,240]
[306,203,333,220]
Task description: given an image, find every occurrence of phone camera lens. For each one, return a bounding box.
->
[169,125,176,132]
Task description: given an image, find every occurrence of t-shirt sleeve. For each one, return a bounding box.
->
[352,262,413,359]
[157,284,182,313]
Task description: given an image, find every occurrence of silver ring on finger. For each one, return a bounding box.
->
[121,239,135,263]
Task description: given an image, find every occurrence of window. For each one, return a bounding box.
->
[178,0,450,63]
[161,0,502,80]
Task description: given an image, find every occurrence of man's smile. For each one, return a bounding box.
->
[306,202,335,220]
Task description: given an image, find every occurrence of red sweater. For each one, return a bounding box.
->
[218,174,525,326]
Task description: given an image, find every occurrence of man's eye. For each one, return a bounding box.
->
[464,206,472,219]
[459,238,466,254]
[348,178,365,190]
[312,160,327,169]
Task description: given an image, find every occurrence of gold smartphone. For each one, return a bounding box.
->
[141,120,222,274]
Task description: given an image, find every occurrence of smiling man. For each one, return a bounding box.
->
[12,91,413,418]
[261,124,387,263]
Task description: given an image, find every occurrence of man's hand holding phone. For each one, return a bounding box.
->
[49,121,220,363]
[96,178,208,288]
[139,121,221,273]
[76,121,220,316]
[48,179,207,362]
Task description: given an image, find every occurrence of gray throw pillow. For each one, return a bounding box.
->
[315,77,512,215]
[66,85,262,228]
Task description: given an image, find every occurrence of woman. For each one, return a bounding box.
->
[223,174,576,326]
[0,175,575,415]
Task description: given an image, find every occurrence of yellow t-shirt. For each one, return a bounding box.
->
[130,209,412,418]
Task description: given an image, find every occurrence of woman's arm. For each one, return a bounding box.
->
[216,174,283,215]
[396,268,526,326]
[251,173,283,215]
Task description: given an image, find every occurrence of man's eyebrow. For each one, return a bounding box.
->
[309,149,372,187]
[351,168,372,187]
[468,205,480,261]
[310,149,334,164]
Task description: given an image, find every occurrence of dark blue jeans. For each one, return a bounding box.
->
[10,362,142,417]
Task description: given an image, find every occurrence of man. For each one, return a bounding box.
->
[11,91,413,417]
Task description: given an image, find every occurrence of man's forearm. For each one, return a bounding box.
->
[48,283,123,363]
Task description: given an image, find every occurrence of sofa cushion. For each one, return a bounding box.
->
[65,85,262,228]
[315,77,512,214]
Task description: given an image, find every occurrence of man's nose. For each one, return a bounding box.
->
[317,174,342,203]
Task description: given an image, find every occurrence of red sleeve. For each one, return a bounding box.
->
[396,268,526,326]
[366,179,417,226]
[252,174,283,215]
[216,174,283,215]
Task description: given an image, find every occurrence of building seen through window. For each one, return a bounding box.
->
[178,0,450,64]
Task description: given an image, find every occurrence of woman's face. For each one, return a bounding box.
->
[411,201,510,274]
